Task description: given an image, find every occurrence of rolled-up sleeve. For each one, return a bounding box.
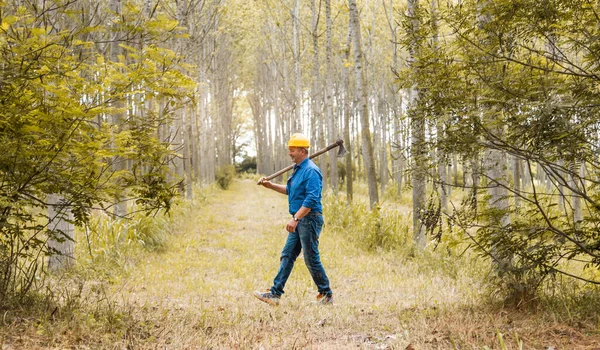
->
[302,168,322,210]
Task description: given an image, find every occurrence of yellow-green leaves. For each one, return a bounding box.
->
[0,0,195,299]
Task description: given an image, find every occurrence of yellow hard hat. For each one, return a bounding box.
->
[288,133,310,148]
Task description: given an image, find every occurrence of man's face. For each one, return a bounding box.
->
[288,147,305,164]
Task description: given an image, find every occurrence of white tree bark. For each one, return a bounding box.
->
[292,0,302,132]
[342,19,354,202]
[478,1,511,271]
[110,0,128,217]
[512,155,521,208]
[47,195,75,271]
[570,160,583,226]
[386,0,404,194]
[407,0,427,247]
[325,0,338,192]
[311,0,325,189]
[349,0,379,209]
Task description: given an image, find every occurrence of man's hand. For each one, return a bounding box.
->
[286,218,299,233]
[258,178,287,194]
[258,177,272,188]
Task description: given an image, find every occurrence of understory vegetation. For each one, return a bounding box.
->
[1,179,599,349]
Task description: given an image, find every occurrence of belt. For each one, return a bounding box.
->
[292,212,322,217]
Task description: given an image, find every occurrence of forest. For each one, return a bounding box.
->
[1,0,600,348]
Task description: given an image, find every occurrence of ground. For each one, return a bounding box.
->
[1,179,599,349]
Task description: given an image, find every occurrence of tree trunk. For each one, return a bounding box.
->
[407,0,426,247]
[513,155,521,208]
[570,160,583,226]
[394,99,404,195]
[557,159,565,210]
[410,89,427,248]
[184,105,194,200]
[311,0,325,190]
[343,19,354,202]
[478,1,512,272]
[486,129,511,271]
[379,88,388,195]
[348,0,379,209]
[325,0,338,192]
[110,0,128,217]
[47,195,75,271]
[437,121,448,215]
[292,0,302,132]
[431,0,447,215]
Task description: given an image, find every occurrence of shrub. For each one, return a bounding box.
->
[323,195,410,252]
[81,210,169,269]
[216,165,236,190]
[78,185,212,272]
[236,156,257,174]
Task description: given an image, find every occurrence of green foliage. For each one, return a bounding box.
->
[77,184,212,275]
[0,273,145,346]
[398,0,600,297]
[235,156,257,174]
[0,1,195,300]
[84,211,169,262]
[216,165,236,190]
[323,195,410,252]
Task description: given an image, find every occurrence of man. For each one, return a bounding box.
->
[254,133,333,306]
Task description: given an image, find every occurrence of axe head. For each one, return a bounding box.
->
[336,139,347,158]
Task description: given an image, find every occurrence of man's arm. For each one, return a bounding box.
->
[293,206,311,220]
[301,168,322,210]
[258,178,287,195]
[286,206,311,233]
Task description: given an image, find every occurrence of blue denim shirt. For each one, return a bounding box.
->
[286,158,323,215]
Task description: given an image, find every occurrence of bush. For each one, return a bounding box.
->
[79,185,213,267]
[0,2,193,301]
[216,165,236,190]
[323,195,410,252]
[81,210,170,270]
[236,156,257,174]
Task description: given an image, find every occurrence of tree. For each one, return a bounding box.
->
[0,0,194,299]
[325,0,338,192]
[427,0,600,295]
[348,0,379,209]
[404,0,427,247]
[292,0,302,132]
[342,19,354,203]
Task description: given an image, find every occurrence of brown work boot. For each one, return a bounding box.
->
[316,293,333,305]
[253,289,280,306]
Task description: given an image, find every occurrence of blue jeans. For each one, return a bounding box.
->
[270,213,332,297]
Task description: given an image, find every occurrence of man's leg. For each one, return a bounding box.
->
[270,231,302,296]
[298,215,332,297]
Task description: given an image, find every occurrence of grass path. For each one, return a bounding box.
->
[117,178,442,349]
[112,179,599,349]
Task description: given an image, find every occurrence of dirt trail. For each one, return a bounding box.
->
[111,179,600,349]
[115,178,427,348]
[123,178,288,306]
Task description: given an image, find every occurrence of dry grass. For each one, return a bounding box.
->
[1,179,599,349]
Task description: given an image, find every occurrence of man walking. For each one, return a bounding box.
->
[254,133,333,306]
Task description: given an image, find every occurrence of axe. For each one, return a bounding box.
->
[257,139,347,185]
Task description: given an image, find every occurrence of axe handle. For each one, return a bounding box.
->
[258,139,344,184]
